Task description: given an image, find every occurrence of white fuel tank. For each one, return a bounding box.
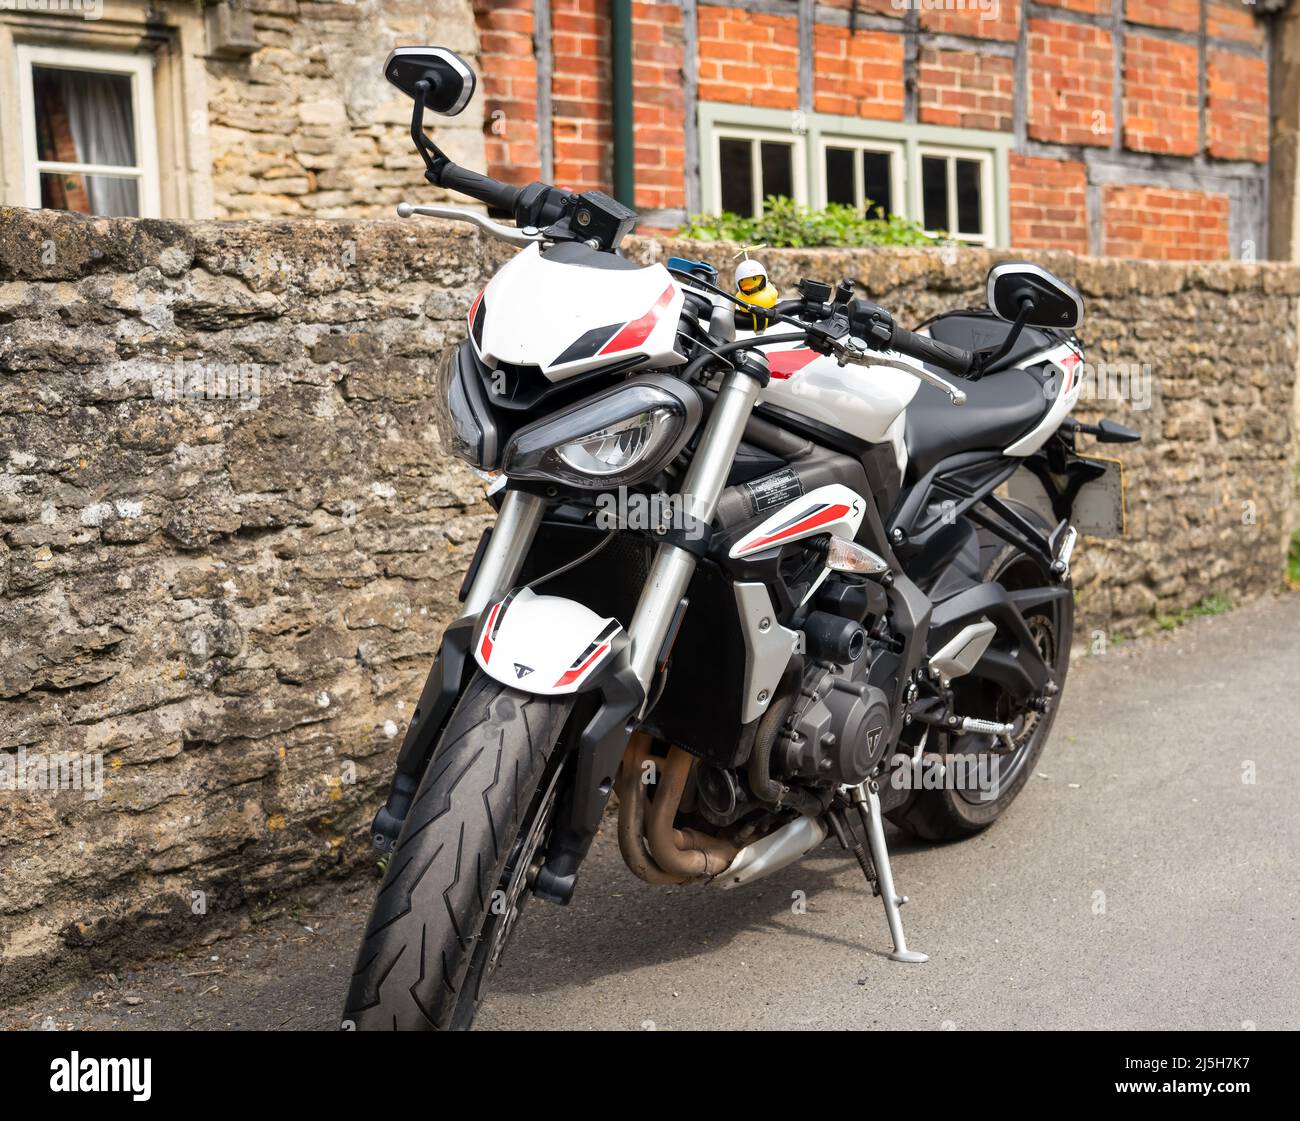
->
[757,342,920,445]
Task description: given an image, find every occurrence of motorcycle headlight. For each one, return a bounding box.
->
[501,374,701,490]
[432,344,499,469]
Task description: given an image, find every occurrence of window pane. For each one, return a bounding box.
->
[719,137,754,216]
[921,156,949,232]
[759,141,794,204]
[40,171,139,217]
[33,66,137,168]
[862,150,893,217]
[825,147,856,207]
[955,159,983,235]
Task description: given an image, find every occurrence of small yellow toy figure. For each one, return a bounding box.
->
[733,246,778,331]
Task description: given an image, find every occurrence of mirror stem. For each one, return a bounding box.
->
[979,297,1033,376]
[410,80,450,184]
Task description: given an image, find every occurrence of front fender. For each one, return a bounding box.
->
[473,586,623,695]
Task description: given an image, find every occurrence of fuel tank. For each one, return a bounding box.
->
[757,342,920,447]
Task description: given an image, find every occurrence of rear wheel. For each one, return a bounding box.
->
[342,673,571,1030]
[889,505,1072,841]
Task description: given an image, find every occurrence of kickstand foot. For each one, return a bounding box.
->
[849,781,928,965]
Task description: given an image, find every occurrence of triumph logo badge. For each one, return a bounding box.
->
[867,727,883,752]
[513,663,533,679]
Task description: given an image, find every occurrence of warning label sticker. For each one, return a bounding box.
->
[743,468,804,518]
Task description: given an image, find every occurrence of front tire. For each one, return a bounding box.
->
[343,673,571,1030]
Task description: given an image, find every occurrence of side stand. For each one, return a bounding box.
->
[848,781,928,964]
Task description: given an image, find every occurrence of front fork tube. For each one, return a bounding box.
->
[460,490,546,617]
[626,369,763,700]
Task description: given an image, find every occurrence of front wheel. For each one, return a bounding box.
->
[343,673,571,1031]
[888,504,1073,842]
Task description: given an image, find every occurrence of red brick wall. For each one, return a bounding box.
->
[1125,0,1200,31]
[1206,50,1269,163]
[632,1,687,212]
[474,0,542,188]
[1123,34,1199,156]
[813,26,904,121]
[1207,0,1266,47]
[1028,18,1115,147]
[1103,185,1231,260]
[919,0,1020,43]
[697,6,799,110]
[1039,0,1110,12]
[551,0,611,192]
[1011,154,1090,255]
[472,0,1269,262]
[918,48,1015,133]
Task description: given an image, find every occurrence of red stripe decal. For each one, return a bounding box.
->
[768,349,820,380]
[468,288,484,331]
[599,284,676,355]
[479,601,501,664]
[1062,353,1081,393]
[554,643,610,688]
[740,503,851,553]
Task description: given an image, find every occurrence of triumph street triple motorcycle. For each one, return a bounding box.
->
[343,47,1140,1030]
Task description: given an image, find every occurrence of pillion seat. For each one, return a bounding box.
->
[903,365,1055,480]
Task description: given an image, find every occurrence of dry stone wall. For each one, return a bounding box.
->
[1,206,1296,997]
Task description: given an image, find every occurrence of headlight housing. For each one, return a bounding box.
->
[432,344,500,469]
[501,374,701,490]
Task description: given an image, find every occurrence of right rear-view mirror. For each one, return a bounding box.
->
[384,47,476,116]
[987,263,1084,331]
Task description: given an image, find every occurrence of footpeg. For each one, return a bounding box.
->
[1050,522,1078,582]
[958,716,1016,753]
[846,781,928,964]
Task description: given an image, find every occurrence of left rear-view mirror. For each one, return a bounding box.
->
[987,262,1084,331]
[384,46,476,116]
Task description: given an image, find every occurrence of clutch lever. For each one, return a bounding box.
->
[831,337,968,406]
[396,202,543,247]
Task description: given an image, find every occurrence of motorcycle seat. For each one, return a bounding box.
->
[903,366,1054,480]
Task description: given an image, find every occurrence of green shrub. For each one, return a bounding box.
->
[680,196,948,249]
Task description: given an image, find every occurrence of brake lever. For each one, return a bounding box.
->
[833,338,968,406]
[396,202,542,246]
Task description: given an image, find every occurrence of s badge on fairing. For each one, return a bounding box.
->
[728,483,869,560]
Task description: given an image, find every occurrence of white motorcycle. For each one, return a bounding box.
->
[343,47,1139,1030]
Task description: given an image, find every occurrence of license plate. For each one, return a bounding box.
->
[1073,455,1126,538]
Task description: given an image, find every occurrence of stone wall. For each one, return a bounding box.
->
[206,0,485,218]
[1,206,1296,998]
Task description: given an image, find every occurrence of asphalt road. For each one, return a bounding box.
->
[7,592,1299,1031]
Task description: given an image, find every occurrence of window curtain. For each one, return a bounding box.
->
[59,70,138,217]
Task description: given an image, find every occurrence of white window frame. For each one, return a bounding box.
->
[16,44,161,218]
[915,143,995,246]
[710,124,808,218]
[698,104,1013,246]
[814,136,906,218]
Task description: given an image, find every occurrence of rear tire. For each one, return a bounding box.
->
[888,503,1072,842]
[342,673,571,1031]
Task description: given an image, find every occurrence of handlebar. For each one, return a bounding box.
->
[426,148,572,230]
[845,299,976,377]
[887,325,976,378]
[438,164,523,215]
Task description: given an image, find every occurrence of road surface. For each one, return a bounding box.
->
[6,592,1298,1030]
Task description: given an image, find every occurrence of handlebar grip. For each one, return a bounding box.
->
[438,163,522,215]
[889,326,975,377]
